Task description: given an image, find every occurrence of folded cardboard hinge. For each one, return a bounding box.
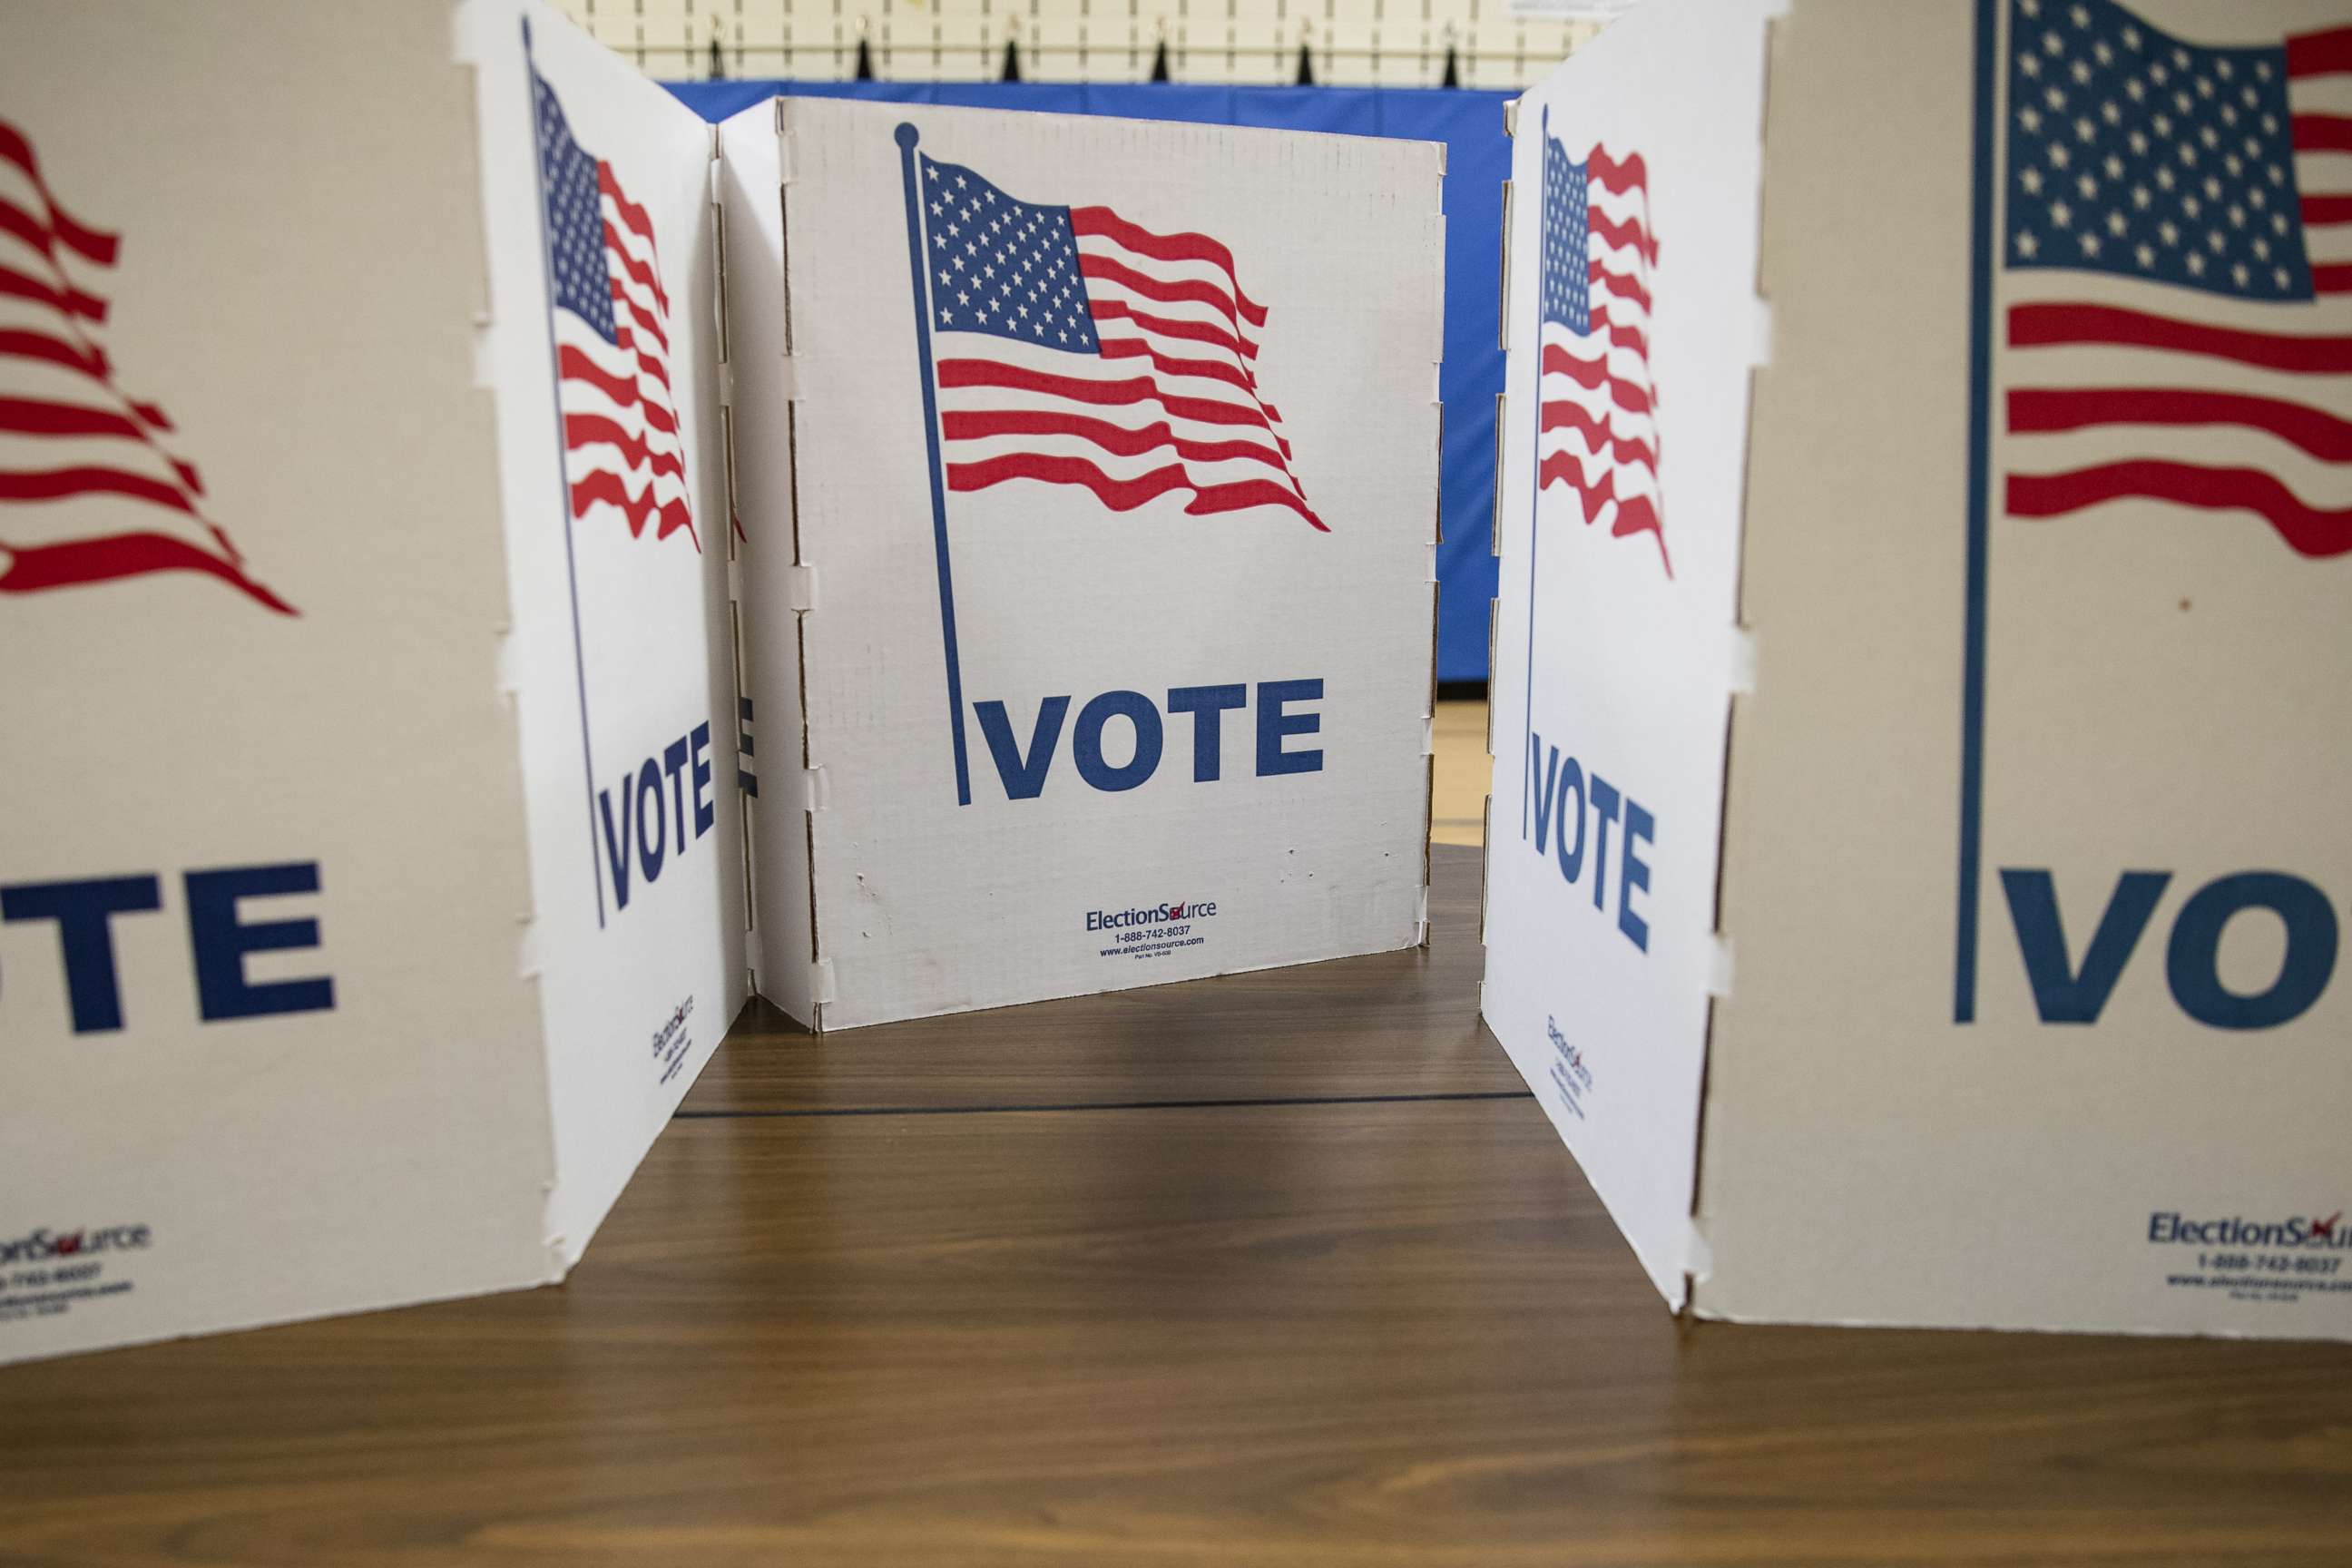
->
[708,142,723,205]
[786,564,818,612]
[717,358,735,408]
[726,553,743,602]
[777,355,803,401]
[515,917,544,981]
[744,926,764,986]
[813,956,838,1005]
[1416,883,1431,946]
[1682,1216,1716,1284]
[800,765,829,814]
[1729,629,1759,696]
[1707,936,1736,998]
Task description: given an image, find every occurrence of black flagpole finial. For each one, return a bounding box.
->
[1295,24,1315,86]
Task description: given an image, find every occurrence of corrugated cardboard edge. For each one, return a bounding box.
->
[711,119,766,1001]
[1681,0,1788,1322]
[775,100,829,1034]
[453,5,578,1287]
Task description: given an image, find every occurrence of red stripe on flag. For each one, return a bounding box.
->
[564,413,688,483]
[1537,454,1670,575]
[1589,208,1659,266]
[2007,461,2352,559]
[1096,335,1259,397]
[946,451,1324,529]
[1541,397,1659,474]
[0,326,106,380]
[2314,263,2352,295]
[942,408,1292,472]
[0,530,294,612]
[1542,342,1652,415]
[598,162,660,248]
[570,468,697,545]
[1590,260,1651,313]
[0,395,142,440]
[1090,297,1259,364]
[2008,387,2352,462]
[2009,302,2352,374]
[1070,206,1268,328]
[1588,147,1648,196]
[2304,194,2352,227]
[0,464,192,512]
[1079,253,1260,350]
[936,358,1287,433]
[0,120,119,265]
[0,262,105,323]
[2286,26,2352,79]
[2292,113,2352,153]
[1590,305,1648,358]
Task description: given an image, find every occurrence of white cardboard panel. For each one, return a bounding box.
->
[1,0,747,1364]
[716,103,819,1027]
[1702,0,2352,1339]
[739,99,1444,1030]
[0,1,558,1362]
[1481,0,1774,1308]
[464,0,750,1264]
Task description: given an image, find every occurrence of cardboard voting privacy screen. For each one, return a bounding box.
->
[722,100,1445,1030]
[1487,0,2352,1339]
[0,0,743,1364]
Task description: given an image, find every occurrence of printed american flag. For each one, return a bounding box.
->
[1999,0,2352,558]
[533,69,696,552]
[0,120,291,612]
[1538,130,1667,575]
[917,153,1322,530]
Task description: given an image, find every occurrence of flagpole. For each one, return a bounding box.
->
[524,16,607,927]
[895,122,974,808]
[1522,103,1549,843]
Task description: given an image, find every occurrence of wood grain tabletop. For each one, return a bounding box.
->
[2,847,2347,1567]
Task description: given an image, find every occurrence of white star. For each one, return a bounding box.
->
[2051,198,2073,228]
[2079,231,2101,257]
[2021,52,2043,77]
[2232,262,2250,286]
[2188,251,2207,275]
[929,200,943,215]
[2136,243,2156,268]
[2020,106,2044,132]
[2122,25,2141,50]
[2078,172,2100,198]
[2276,266,2292,289]
[2107,210,2127,236]
[2159,219,2180,244]
[2126,79,2146,103]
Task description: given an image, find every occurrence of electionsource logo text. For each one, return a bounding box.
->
[2148,1210,2347,1250]
[1085,898,1219,932]
[0,1224,152,1265]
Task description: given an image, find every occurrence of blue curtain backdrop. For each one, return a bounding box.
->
[668,80,1511,684]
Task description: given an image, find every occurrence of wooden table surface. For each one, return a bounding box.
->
[4,847,2347,1567]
